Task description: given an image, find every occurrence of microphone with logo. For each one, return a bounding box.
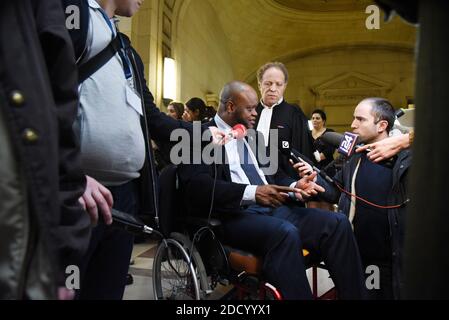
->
[321,131,363,158]
[321,131,396,168]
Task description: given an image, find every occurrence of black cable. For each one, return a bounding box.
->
[188,159,219,261]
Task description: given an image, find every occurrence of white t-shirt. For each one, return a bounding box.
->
[76,0,146,186]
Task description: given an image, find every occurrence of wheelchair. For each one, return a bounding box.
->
[151,165,336,300]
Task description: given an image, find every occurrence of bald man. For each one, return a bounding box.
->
[178,81,365,300]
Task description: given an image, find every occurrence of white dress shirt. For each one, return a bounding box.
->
[214,115,268,204]
[256,98,283,147]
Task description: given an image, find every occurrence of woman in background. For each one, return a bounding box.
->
[308,109,336,211]
[167,102,184,120]
[153,102,185,170]
[311,109,336,171]
[182,97,207,122]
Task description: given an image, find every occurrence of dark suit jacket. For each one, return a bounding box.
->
[177,119,295,218]
[255,100,313,180]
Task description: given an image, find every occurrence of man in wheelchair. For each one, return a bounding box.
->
[177,81,366,299]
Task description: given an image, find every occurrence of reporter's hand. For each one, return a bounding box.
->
[79,175,113,226]
[295,172,325,200]
[209,126,228,145]
[356,134,410,163]
[255,185,299,208]
[290,159,313,178]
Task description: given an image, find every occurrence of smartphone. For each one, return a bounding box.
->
[289,152,312,175]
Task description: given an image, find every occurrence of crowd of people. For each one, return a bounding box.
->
[0,0,421,300]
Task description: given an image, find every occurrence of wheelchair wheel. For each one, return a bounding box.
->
[153,238,200,300]
[170,232,211,298]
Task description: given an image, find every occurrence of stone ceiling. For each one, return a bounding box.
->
[204,0,416,81]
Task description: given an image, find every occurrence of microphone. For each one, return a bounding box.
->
[395,108,405,119]
[321,132,396,168]
[218,124,247,143]
[279,146,335,184]
[321,131,366,157]
[393,107,414,134]
[228,124,247,140]
[210,124,247,145]
[101,209,162,238]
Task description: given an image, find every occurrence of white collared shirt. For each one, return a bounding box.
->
[214,115,268,204]
[256,98,283,147]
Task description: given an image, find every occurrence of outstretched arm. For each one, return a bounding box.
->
[356,132,412,163]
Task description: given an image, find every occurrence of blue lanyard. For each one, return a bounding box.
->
[98,9,133,80]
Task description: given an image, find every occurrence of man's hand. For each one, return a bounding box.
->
[209,126,228,145]
[290,159,313,178]
[79,175,113,226]
[182,110,192,122]
[295,172,325,201]
[356,133,410,163]
[255,185,300,208]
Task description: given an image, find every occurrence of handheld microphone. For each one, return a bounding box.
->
[395,108,405,119]
[210,124,247,145]
[393,108,414,134]
[228,124,247,140]
[101,209,162,238]
[321,131,396,168]
[279,146,335,184]
[321,132,367,157]
[217,123,247,143]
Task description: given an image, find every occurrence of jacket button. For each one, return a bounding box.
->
[10,90,25,106]
[23,129,39,143]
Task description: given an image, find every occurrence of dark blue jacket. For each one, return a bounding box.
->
[318,149,412,299]
[178,119,296,218]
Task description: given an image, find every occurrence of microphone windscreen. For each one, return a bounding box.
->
[321,131,361,157]
[321,131,344,148]
[395,108,405,119]
[232,124,247,139]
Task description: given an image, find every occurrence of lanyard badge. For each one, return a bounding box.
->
[98,9,133,81]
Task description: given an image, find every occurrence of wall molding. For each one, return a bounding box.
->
[244,42,414,83]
